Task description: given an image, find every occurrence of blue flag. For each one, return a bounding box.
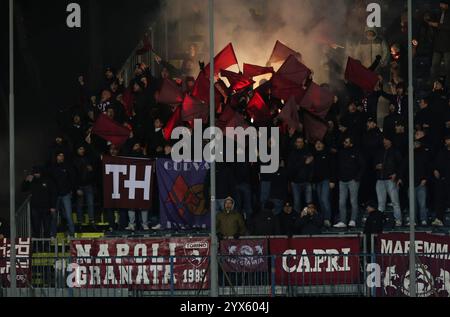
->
[156,159,211,229]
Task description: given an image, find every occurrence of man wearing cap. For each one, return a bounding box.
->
[374,137,403,227]
[277,200,299,237]
[363,200,384,235]
[216,197,246,239]
[429,1,450,88]
[22,166,57,238]
[432,134,450,227]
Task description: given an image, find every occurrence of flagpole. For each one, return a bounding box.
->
[208,0,219,298]
[9,0,18,297]
[407,0,417,298]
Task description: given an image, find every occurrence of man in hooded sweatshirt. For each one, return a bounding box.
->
[355,27,389,72]
[216,197,246,239]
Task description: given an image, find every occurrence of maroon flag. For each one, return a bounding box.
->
[345,57,379,92]
[157,79,184,105]
[303,112,329,143]
[163,106,182,140]
[277,97,300,131]
[217,106,249,132]
[299,82,333,119]
[220,69,255,91]
[277,55,311,87]
[92,113,130,146]
[181,94,209,122]
[204,43,239,75]
[271,74,307,102]
[247,92,271,124]
[243,63,274,78]
[268,40,301,65]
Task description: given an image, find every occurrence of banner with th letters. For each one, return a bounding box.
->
[156,159,211,230]
[374,233,450,297]
[102,156,155,210]
[69,238,210,290]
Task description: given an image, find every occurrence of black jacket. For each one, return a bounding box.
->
[22,176,57,209]
[73,154,96,187]
[267,166,289,201]
[249,209,279,236]
[381,92,408,117]
[340,111,365,147]
[147,129,166,157]
[296,213,322,235]
[434,9,450,53]
[277,211,300,236]
[287,147,314,183]
[49,163,76,196]
[312,149,335,183]
[362,128,384,157]
[399,146,431,187]
[374,147,402,180]
[434,148,450,181]
[383,112,403,139]
[364,210,384,235]
[337,147,365,182]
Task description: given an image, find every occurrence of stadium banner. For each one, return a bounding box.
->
[102,156,155,210]
[219,239,268,272]
[68,237,210,290]
[374,233,450,297]
[156,159,211,230]
[269,237,361,285]
[0,238,31,288]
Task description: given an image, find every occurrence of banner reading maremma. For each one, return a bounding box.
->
[156,159,211,230]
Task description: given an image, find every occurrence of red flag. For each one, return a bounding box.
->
[268,40,301,65]
[163,106,182,140]
[299,82,333,119]
[277,55,311,87]
[303,112,328,143]
[204,43,239,75]
[220,69,255,91]
[181,94,209,122]
[157,79,184,105]
[217,106,248,132]
[243,63,274,78]
[247,92,271,124]
[92,113,130,146]
[277,97,300,131]
[345,57,379,92]
[271,74,307,102]
[192,72,210,104]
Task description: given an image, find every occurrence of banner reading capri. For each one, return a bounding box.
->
[156,159,211,230]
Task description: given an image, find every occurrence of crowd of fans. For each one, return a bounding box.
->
[21,1,450,239]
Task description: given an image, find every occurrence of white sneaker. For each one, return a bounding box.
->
[151,224,162,230]
[348,220,356,228]
[395,220,402,227]
[125,224,135,231]
[421,221,428,226]
[142,224,149,231]
[432,219,444,227]
[333,222,347,228]
[324,220,331,228]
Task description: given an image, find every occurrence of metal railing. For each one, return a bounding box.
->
[15,195,31,239]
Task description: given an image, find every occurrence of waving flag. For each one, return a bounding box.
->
[299,82,333,119]
[181,94,209,122]
[277,96,300,131]
[204,43,239,75]
[243,63,274,78]
[157,79,184,105]
[220,69,255,91]
[163,106,182,140]
[268,40,301,65]
[247,92,271,125]
[303,112,329,143]
[277,55,311,87]
[345,57,379,92]
[92,113,130,146]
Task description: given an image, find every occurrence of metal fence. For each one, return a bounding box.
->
[2,238,450,297]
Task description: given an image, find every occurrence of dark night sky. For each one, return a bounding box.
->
[0,0,162,220]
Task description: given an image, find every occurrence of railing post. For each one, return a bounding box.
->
[270,255,276,297]
[170,256,175,297]
[26,200,31,238]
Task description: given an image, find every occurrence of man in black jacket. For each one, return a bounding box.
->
[381,82,408,118]
[432,134,450,226]
[22,166,57,238]
[363,200,384,235]
[398,140,431,226]
[49,152,76,237]
[277,201,299,237]
[73,144,97,227]
[287,136,314,213]
[335,137,365,228]
[312,141,335,228]
[297,203,322,235]
[249,201,278,236]
[429,1,450,88]
[374,137,403,227]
